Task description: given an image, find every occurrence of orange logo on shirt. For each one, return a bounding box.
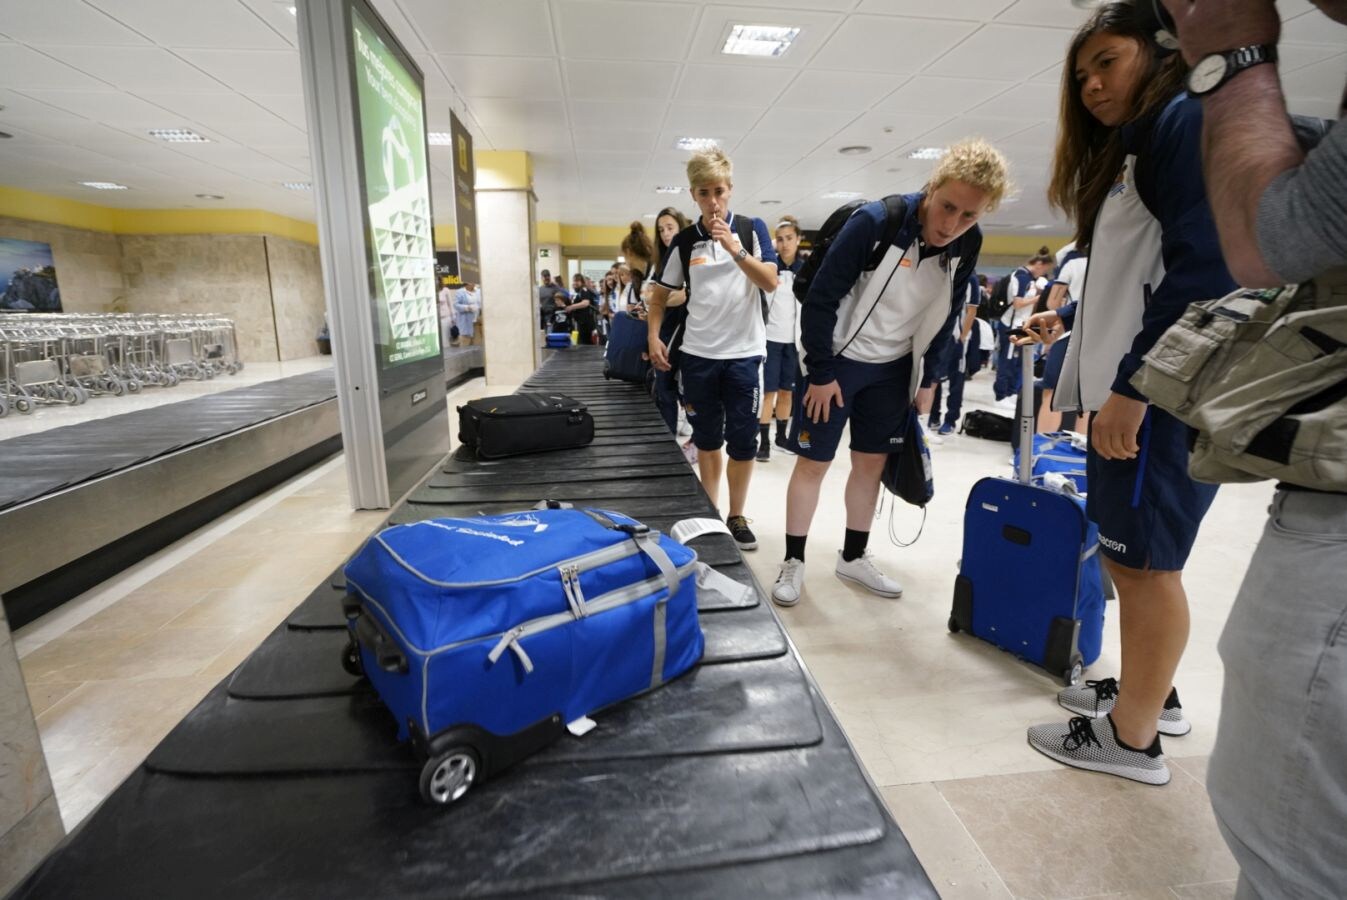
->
[899,258,913,268]
[689,256,708,266]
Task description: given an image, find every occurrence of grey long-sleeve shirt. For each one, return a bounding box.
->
[1256,117,1347,282]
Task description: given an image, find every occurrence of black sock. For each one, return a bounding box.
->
[758,423,769,443]
[842,528,869,562]
[775,418,788,439]
[785,534,807,563]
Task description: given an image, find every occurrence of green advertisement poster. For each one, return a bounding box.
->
[351,5,439,368]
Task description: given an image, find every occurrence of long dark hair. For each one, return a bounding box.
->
[654,207,690,269]
[1048,3,1188,251]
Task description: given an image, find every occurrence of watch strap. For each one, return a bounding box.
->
[1194,44,1278,97]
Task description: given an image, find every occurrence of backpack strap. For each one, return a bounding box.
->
[732,214,771,323]
[866,194,909,271]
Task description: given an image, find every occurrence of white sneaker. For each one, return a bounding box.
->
[772,558,805,607]
[995,395,1018,411]
[834,550,902,598]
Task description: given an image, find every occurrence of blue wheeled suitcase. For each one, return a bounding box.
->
[603,311,650,383]
[545,332,572,348]
[949,349,1105,685]
[341,504,706,806]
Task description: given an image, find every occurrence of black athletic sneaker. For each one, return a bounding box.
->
[755,436,770,462]
[773,433,795,455]
[727,515,757,551]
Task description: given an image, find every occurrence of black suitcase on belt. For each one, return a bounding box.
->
[457,393,595,459]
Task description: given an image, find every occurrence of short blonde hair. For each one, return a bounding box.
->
[928,139,1012,212]
[686,147,732,189]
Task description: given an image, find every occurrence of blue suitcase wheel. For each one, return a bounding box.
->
[420,747,480,806]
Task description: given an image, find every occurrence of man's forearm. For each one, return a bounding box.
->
[1201,66,1302,287]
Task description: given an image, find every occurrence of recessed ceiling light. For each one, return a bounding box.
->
[655,186,683,194]
[643,213,657,218]
[78,181,129,190]
[1027,224,1049,230]
[906,147,945,161]
[149,128,209,143]
[287,4,296,14]
[676,137,718,152]
[722,25,800,58]
[195,193,225,200]
[821,191,861,200]
[760,200,782,205]
[838,145,871,156]
[282,182,312,191]
[427,132,452,145]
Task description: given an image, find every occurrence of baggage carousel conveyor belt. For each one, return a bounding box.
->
[11,346,936,899]
[0,349,483,623]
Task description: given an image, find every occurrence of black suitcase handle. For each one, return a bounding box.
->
[354,613,409,675]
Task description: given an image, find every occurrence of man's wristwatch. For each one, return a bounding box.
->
[735,247,749,261]
[1187,44,1277,97]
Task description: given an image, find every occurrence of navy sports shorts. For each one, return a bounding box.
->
[763,340,798,394]
[1041,335,1070,392]
[1086,406,1218,571]
[789,354,912,462]
[678,353,763,461]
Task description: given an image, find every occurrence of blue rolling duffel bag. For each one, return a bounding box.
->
[949,348,1105,686]
[1011,431,1089,495]
[341,504,706,806]
[603,310,651,383]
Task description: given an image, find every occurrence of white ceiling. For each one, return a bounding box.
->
[1,0,1344,234]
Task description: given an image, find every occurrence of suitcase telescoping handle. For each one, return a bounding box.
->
[1015,328,1035,485]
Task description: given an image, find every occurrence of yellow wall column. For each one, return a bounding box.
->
[473,151,539,386]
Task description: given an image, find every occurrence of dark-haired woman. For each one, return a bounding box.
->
[646,207,691,435]
[1019,2,1236,786]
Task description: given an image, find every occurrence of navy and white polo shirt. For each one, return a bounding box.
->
[654,212,777,359]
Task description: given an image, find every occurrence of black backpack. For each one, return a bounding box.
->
[978,273,1013,322]
[792,195,907,303]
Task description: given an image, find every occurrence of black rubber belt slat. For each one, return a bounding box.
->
[446,445,685,466]
[427,463,690,488]
[409,476,701,505]
[157,653,820,777]
[255,600,783,700]
[52,743,891,900]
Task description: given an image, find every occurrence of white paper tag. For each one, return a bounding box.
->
[670,517,732,545]
[565,716,597,737]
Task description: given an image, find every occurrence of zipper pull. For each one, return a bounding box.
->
[487,627,534,674]
[568,564,588,613]
[560,566,585,618]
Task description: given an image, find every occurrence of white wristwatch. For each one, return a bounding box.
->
[1187,44,1277,97]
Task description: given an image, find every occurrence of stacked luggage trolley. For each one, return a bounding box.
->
[0,312,242,416]
[12,346,937,899]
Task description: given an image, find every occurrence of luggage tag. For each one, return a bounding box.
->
[566,716,597,737]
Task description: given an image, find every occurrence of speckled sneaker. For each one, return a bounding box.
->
[1027,714,1170,786]
[1057,679,1192,737]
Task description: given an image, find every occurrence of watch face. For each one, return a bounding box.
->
[1190,54,1229,93]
